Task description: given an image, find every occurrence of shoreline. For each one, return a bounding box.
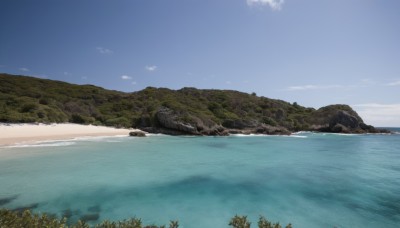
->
[0,123,134,146]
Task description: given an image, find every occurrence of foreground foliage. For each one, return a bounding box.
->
[229,215,292,228]
[0,209,290,228]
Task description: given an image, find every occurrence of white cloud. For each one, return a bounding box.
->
[286,84,345,91]
[96,47,113,54]
[284,85,364,91]
[19,67,30,72]
[145,65,157,72]
[132,81,137,85]
[64,72,70,76]
[121,75,132,80]
[247,0,284,10]
[226,80,232,85]
[353,103,400,127]
[286,85,318,91]
[386,80,400,86]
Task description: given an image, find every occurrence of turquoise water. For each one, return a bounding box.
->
[0,130,400,227]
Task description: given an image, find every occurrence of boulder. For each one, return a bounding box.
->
[129,131,146,137]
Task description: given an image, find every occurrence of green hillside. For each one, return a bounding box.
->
[0,73,384,134]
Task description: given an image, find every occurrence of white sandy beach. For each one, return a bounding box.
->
[0,123,134,146]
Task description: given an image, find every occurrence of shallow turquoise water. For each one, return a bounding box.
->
[0,131,399,227]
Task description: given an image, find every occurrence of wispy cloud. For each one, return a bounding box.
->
[121,75,132,80]
[145,65,157,72]
[63,72,70,76]
[131,81,137,85]
[19,67,30,72]
[285,84,345,91]
[353,103,400,127]
[286,85,317,91]
[247,0,285,10]
[96,47,113,54]
[386,80,400,86]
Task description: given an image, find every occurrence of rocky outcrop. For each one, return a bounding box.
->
[309,105,389,134]
[254,124,291,135]
[144,107,293,136]
[129,131,146,137]
[222,119,259,129]
[142,105,390,135]
[329,110,360,129]
[155,107,201,135]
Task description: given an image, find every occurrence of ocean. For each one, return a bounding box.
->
[0,129,399,227]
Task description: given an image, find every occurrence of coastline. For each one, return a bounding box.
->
[0,123,134,146]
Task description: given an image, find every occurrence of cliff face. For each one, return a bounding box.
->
[308,105,387,133]
[0,73,388,135]
[141,105,386,135]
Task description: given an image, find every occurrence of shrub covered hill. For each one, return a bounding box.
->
[0,73,388,135]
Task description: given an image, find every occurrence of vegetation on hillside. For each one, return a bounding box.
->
[0,209,291,228]
[0,74,308,128]
[1,73,378,134]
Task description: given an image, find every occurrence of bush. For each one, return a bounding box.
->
[71,114,86,124]
[229,215,251,228]
[20,103,38,113]
[105,117,132,128]
[0,209,291,228]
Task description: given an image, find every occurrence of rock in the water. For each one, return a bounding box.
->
[129,131,146,137]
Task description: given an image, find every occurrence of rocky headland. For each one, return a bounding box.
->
[0,73,390,136]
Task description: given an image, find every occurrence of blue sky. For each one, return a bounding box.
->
[1,0,399,126]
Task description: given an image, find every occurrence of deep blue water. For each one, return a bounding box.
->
[0,130,399,227]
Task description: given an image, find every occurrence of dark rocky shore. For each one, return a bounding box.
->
[138,106,390,136]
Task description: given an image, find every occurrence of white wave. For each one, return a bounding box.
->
[331,133,358,136]
[230,133,306,138]
[230,134,272,137]
[7,141,76,148]
[146,133,168,137]
[292,131,313,134]
[71,135,128,142]
[288,135,308,138]
[104,140,124,143]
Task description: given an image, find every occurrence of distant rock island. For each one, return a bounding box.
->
[0,73,389,135]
